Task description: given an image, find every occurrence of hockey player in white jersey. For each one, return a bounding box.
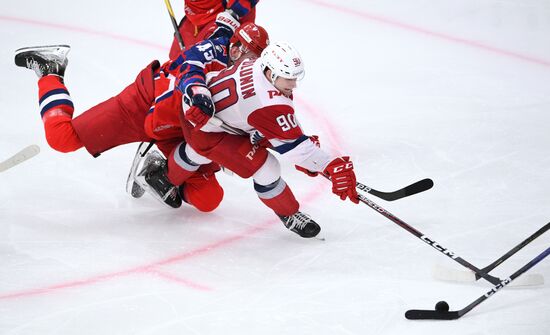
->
[181,41,359,238]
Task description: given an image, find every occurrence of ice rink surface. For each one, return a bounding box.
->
[1,0,550,334]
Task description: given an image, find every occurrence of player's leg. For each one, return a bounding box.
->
[252,153,320,238]
[15,45,83,152]
[190,132,320,238]
[180,171,223,212]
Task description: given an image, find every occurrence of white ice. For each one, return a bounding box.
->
[1,1,550,334]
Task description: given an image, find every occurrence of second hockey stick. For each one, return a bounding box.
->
[324,174,515,285]
[433,222,549,286]
[405,246,550,320]
[163,0,185,51]
[0,145,40,173]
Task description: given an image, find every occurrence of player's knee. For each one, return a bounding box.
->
[183,177,224,212]
[43,112,83,153]
[252,153,281,185]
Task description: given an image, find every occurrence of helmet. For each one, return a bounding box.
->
[260,41,305,83]
[230,22,270,56]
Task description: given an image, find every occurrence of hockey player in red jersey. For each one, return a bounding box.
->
[178,41,360,238]
[169,0,258,59]
[13,14,259,213]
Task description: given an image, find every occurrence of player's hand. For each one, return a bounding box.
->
[184,85,215,128]
[323,156,359,204]
[185,106,212,129]
[211,10,240,38]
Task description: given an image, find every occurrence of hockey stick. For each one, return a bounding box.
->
[356,178,433,201]
[433,222,549,286]
[0,144,40,173]
[405,246,550,320]
[323,174,512,285]
[164,0,185,51]
[479,222,549,276]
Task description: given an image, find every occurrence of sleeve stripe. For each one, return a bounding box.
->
[40,99,74,117]
[271,135,310,154]
[39,88,69,104]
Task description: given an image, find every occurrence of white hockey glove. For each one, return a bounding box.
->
[215,10,240,34]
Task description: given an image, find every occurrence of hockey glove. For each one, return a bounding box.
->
[210,10,240,39]
[295,135,321,177]
[323,156,359,204]
[184,85,215,128]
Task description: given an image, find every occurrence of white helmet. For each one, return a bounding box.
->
[260,41,305,84]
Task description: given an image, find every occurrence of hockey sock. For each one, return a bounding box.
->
[255,178,299,217]
[166,142,200,185]
[38,75,82,152]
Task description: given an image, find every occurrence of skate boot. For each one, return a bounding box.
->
[279,211,321,238]
[14,45,70,78]
[136,150,182,209]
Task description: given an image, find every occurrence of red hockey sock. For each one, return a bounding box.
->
[166,143,200,185]
[256,180,299,217]
[38,75,83,152]
[38,75,74,119]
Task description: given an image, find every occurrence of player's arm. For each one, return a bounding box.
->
[248,105,359,203]
[225,0,259,19]
[173,38,230,127]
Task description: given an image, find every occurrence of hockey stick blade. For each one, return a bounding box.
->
[0,145,40,172]
[405,309,460,320]
[357,178,434,201]
[406,246,550,320]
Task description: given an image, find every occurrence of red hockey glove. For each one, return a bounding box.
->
[295,135,321,177]
[323,156,359,204]
[184,85,215,128]
[185,106,211,129]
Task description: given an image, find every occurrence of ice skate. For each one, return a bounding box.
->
[14,45,70,78]
[134,150,182,209]
[126,143,149,198]
[279,211,321,238]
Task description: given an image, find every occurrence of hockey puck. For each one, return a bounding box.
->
[435,300,449,312]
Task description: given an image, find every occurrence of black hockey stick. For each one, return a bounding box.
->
[164,0,185,51]
[433,222,549,286]
[324,174,506,285]
[405,246,550,320]
[475,222,550,280]
[356,178,434,201]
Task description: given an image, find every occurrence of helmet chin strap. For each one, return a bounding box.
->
[229,46,242,62]
[270,73,277,85]
[266,68,277,85]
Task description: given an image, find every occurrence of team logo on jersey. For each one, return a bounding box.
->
[268,90,283,99]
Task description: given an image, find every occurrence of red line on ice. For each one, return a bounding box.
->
[303,0,550,68]
[0,15,166,50]
[0,13,339,301]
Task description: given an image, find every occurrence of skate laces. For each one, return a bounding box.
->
[26,58,43,77]
[286,212,311,230]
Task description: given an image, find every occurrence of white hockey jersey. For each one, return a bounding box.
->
[202,57,332,172]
